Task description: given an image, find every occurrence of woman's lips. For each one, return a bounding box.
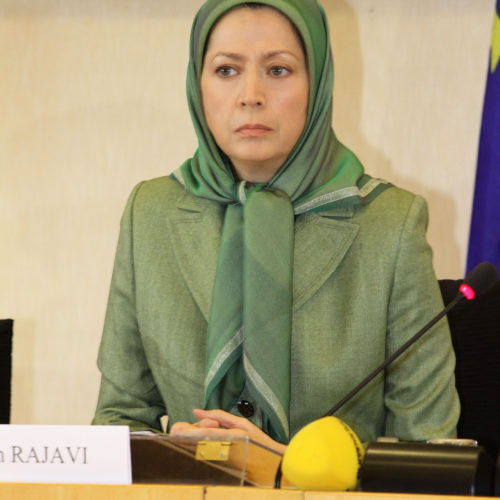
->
[236,124,272,137]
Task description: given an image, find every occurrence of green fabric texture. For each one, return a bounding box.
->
[93,176,460,443]
[173,0,388,443]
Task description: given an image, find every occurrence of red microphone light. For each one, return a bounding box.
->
[460,262,498,300]
[458,283,475,300]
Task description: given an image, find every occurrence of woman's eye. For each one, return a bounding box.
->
[216,66,236,77]
[270,66,290,77]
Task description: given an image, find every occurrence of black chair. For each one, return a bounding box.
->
[0,319,13,424]
[439,279,500,459]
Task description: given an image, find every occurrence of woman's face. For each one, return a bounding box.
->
[201,7,309,183]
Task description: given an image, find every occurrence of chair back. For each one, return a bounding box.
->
[439,279,500,459]
[0,319,13,424]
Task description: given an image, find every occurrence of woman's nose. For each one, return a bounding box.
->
[238,72,265,107]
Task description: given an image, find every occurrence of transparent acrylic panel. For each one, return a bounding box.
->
[130,433,283,487]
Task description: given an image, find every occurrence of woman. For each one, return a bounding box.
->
[93,0,459,454]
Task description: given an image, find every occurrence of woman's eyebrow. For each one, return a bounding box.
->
[211,50,299,61]
[211,52,244,61]
[262,50,299,60]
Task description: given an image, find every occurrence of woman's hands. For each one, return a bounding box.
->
[170,408,287,455]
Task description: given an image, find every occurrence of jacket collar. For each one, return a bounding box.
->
[167,191,359,321]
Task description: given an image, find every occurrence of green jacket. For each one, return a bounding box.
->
[93,176,459,443]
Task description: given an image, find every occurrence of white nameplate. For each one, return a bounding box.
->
[0,425,131,484]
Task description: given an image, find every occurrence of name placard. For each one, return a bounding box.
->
[0,425,131,484]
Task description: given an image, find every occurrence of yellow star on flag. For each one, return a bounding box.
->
[491,9,500,73]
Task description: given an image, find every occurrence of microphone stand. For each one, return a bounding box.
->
[274,261,498,489]
[274,292,465,489]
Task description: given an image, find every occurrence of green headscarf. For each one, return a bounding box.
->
[173,0,388,443]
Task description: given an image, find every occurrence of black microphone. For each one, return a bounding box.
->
[324,261,499,417]
[458,261,498,300]
[279,262,498,492]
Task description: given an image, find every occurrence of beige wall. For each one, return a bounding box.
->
[0,0,495,424]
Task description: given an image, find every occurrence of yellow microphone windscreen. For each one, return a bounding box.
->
[281,416,364,490]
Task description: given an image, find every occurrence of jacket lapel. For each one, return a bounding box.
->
[167,191,224,322]
[293,208,359,311]
[168,190,359,319]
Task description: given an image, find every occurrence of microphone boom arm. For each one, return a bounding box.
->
[324,293,464,417]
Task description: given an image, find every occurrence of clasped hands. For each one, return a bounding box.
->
[170,408,287,455]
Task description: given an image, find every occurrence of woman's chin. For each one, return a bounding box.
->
[230,156,286,183]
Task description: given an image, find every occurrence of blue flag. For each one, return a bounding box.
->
[466,1,500,274]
